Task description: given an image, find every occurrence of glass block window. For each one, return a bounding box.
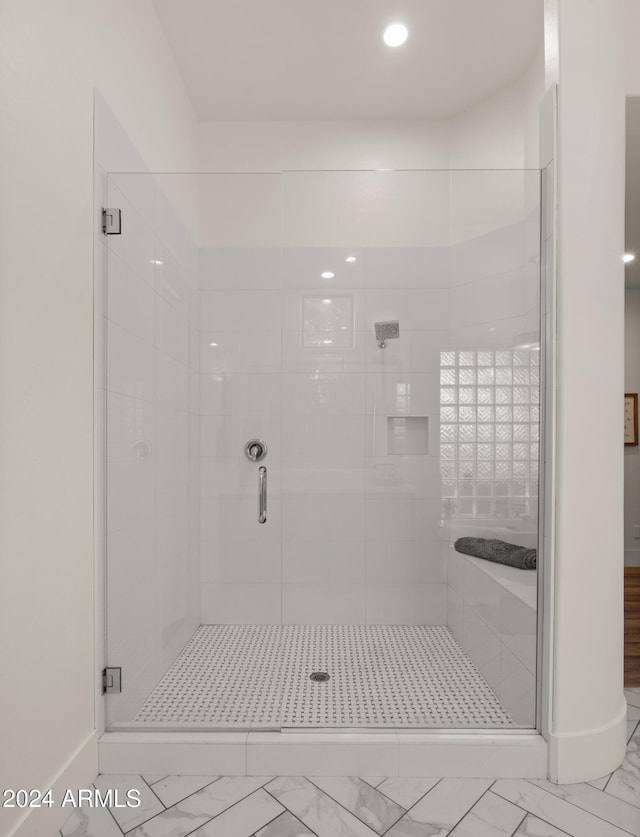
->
[440,349,540,520]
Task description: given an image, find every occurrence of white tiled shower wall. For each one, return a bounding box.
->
[103,173,200,721]
[198,170,540,627]
[447,550,537,725]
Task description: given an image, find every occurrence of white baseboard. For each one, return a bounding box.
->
[548,698,628,783]
[7,731,98,837]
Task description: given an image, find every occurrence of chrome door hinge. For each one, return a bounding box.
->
[102,667,122,694]
[102,207,122,235]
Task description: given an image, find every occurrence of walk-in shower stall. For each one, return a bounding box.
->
[101,168,542,737]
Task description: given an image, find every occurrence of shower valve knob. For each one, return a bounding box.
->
[244,438,267,462]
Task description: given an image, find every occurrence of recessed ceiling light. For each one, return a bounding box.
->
[383,22,408,47]
[321,271,335,279]
[345,256,357,263]
[322,299,333,305]
[624,253,636,263]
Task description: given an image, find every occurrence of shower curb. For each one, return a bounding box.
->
[98,730,548,778]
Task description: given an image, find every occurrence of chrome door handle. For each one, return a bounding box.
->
[258,466,267,524]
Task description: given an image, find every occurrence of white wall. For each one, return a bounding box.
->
[199,120,450,172]
[549,0,627,783]
[451,51,544,170]
[198,57,543,175]
[624,290,640,565]
[623,3,640,568]
[0,2,197,834]
[625,0,640,96]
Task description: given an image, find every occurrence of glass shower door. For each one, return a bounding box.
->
[103,172,201,727]
[197,173,284,728]
[278,169,458,728]
[278,168,541,729]
[102,167,541,732]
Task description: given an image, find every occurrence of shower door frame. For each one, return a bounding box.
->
[96,166,549,758]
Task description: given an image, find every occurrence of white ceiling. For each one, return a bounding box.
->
[152,0,543,121]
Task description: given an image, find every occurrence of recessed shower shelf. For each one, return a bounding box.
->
[387,416,429,455]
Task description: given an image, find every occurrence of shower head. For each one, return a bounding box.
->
[375,320,400,348]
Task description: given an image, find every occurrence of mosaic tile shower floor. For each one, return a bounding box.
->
[133,625,514,728]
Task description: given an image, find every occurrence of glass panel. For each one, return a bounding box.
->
[103,168,541,732]
[444,169,541,727]
[104,172,285,729]
[195,173,284,730]
[104,172,201,727]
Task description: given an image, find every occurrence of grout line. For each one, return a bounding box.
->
[138,775,166,810]
[379,778,444,836]
[240,809,284,837]
[515,812,573,837]
[361,779,411,813]
[152,784,277,837]
[262,786,320,837]
[506,806,527,837]
[360,777,383,789]
[531,775,640,828]
[146,775,168,786]
[288,808,321,837]
[301,778,381,835]
[92,783,127,837]
[496,781,640,837]
[251,806,287,837]
[260,807,321,837]
[424,785,493,836]
[115,777,222,833]
[602,769,616,792]
[601,782,640,816]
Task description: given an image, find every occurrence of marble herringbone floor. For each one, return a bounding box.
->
[61,689,640,837]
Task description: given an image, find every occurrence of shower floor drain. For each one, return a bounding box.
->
[309,671,330,682]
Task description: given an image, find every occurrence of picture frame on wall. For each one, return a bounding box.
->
[625,393,638,446]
